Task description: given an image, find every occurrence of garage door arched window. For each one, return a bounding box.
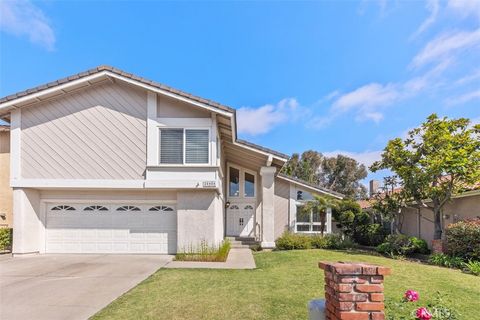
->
[149,206,174,212]
[84,205,109,212]
[116,206,141,212]
[51,205,76,211]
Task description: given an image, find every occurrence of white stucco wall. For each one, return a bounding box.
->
[176,190,223,250]
[12,188,41,254]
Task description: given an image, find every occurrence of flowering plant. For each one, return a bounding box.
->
[386,291,458,320]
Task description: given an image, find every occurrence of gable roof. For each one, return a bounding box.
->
[0,65,289,163]
[277,173,344,199]
[0,65,234,115]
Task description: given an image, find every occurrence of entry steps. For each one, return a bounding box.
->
[225,237,260,249]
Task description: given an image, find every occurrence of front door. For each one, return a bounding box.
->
[226,165,257,237]
[227,204,255,237]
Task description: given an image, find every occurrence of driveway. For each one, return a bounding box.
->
[0,254,172,320]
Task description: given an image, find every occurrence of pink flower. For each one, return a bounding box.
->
[404,289,419,302]
[416,307,432,320]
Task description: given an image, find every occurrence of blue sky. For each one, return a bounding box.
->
[1,0,479,185]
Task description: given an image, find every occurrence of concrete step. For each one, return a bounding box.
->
[226,237,260,249]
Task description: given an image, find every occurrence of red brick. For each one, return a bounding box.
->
[362,266,377,275]
[338,276,368,284]
[336,312,370,320]
[355,284,383,293]
[335,265,363,275]
[338,293,368,302]
[336,284,353,292]
[338,302,354,311]
[370,293,385,302]
[356,302,385,311]
[377,267,391,275]
[370,276,384,284]
[371,312,385,320]
[319,261,331,271]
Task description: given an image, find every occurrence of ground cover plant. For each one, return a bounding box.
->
[92,249,480,320]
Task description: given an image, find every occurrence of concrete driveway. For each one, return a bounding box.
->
[0,254,172,320]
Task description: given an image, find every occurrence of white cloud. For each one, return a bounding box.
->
[236,98,300,135]
[411,0,440,39]
[411,28,480,68]
[454,68,480,85]
[323,150,383,168]
[446,89,480,105]
[447,0,480,19]
[0,0,55,50]
[329,83,400,123]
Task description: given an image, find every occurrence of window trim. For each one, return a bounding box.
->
[158,127,211,166]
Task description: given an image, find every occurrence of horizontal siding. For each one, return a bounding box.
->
[274,178,290,239]
[21,82,147,180]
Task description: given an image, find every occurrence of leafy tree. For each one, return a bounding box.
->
[332,199,369,238]
[301,195,338,236]
[282,151,367,199]
[371,114,480,240]
[282,150,323,184]
[371,176,405,234]
[319,155,368,199]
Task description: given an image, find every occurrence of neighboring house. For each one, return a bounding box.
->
[0,66,342,255]
[361,180,480,246]
[0,125,12,227]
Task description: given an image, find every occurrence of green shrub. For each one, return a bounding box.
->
[429,253,465,269]
[354,223,387,246]
[445,218,480,261]
[275,232,354,251]
[410,236,430,254]
[376,234,429,257]
[175,239,231,262]
[0,228,12,251]
[464,260,480,276]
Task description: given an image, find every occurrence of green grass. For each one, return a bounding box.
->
[175,240,231,262]
[92,249,480,320]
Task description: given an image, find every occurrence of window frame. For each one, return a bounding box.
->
[158,127,211,166]
[227,164,257,199]
[294,202,324,234]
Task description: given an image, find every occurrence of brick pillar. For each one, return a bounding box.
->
[319,261,391,320]
[431,239,445,254]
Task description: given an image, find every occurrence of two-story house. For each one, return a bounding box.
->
[0,66,342,255]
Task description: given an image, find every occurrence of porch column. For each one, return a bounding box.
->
[260,166,276,248]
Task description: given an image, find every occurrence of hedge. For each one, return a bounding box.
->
[0,228,12,251]
[445,218,480,261]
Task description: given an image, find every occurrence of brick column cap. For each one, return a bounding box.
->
[319,261,391,276]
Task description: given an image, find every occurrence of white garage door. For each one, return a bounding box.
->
[46,203,177,254]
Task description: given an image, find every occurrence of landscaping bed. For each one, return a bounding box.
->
[92,249,480,320]
[174,240,231,262]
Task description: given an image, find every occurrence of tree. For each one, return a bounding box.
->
[371,114,480,240]
[319,155,368,199]
[301,195,338,236]
[371,176,405,234]
[282,150,323,184]
[332,199,369,238]
[282,151,367,199]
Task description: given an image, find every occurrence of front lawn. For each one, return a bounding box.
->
[92,250,480,319]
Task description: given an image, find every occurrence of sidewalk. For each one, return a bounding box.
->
[164,248,256,269]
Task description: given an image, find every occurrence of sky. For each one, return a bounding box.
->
[1,0,479,186]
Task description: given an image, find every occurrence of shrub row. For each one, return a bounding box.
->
[0,228,12,251]
[445,218,480,262]
[275,232,354,251]
[376,234,429,257]
[429,253,480,276]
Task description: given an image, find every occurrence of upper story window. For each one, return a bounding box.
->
[228,165,256,198]
[244,172,255,197]
[229,167,240,197]
[159,128,209,165]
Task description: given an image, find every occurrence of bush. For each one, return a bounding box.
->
[410,236,430,254]
[464,260,480,276]
[429,253,465,269]
[376,234,429,257]
[275,232,354,251]
[0,228,12,251]
[354,223,387,246]
[445,218,480,261]
[175,239,231,262]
